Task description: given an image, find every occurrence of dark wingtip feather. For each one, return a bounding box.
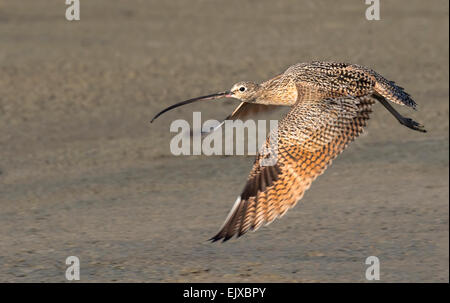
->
[223,235,233,242]
[208,234,232,243]
[209,223,234,243]
[208,234,222,243]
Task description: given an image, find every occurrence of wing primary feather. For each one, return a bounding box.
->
[209,196,242,242]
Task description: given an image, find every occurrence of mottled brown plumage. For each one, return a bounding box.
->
[151,61,426,242]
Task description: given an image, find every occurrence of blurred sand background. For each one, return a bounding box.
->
[0,0,448,282]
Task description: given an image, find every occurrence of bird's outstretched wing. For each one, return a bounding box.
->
[210,95,376,242]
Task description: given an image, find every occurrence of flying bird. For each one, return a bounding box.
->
[151,61,426,242]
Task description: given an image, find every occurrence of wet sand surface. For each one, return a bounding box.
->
[0,1,448,282]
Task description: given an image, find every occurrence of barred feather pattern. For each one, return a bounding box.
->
[283,61,417,108]
[210,95,376,242]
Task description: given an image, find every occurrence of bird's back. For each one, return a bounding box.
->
[281,61,417,109]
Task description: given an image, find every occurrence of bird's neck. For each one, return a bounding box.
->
[254,81,298,106]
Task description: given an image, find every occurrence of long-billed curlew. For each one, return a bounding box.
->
[151,61,426,242]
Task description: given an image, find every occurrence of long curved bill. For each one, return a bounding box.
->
[151,91,231,123]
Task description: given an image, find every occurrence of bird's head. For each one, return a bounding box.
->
[229,81,260,102]
[151,81,260,123]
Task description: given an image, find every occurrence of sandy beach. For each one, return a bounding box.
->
[0,0,448,282]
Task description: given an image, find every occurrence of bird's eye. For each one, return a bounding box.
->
[239,86,246,92]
